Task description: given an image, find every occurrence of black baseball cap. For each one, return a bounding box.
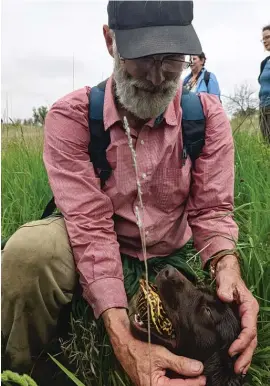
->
[107,1,202,59]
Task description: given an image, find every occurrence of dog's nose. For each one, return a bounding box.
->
[164,266,176,280]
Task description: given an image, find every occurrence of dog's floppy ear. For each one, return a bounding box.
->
[204,350,244,386]
[227,354,245,386]
[227,375,245,386]
[217,302,241,352]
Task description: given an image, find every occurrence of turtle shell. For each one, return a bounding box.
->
[136,279,175,339]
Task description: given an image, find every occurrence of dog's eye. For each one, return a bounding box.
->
[204,307,213,318]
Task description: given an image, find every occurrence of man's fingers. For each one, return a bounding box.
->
[233,337,257,374]
[238,294,259,320]
[229,298,259,355]
[242,363,251,376]
[217,285,234,302]
[165,376,206,386]
[161,351,204,377]
[223,284,259,356]
[216,268,259,375]
[216,275,235,302]
[230,324,257,356]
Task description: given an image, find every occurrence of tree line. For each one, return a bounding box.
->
[2,106,49,126]
[2,83,259,127]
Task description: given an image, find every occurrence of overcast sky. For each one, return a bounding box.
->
[1,0,270,120]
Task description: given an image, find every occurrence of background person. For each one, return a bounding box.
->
[259,24,270,143]
[183,52,221,98]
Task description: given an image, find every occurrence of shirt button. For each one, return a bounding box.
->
[142,173,147,179]
[140,140,145,145]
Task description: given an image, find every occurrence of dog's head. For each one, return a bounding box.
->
[130,265,244,386]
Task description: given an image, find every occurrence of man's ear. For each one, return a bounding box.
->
[103,24,114,58]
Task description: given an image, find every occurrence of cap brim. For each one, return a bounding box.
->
[115,25,202,59]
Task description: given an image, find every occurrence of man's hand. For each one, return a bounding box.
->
[215,254,259,375]
[102,308,206,386]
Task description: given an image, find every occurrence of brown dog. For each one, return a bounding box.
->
[130,265,244,386]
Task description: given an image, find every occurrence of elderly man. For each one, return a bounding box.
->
[2,1,258,386]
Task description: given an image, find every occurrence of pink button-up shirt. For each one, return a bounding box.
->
[44,76,238,318]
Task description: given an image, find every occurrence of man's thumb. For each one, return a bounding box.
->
[164,352,204,376]
[217,284,234,302]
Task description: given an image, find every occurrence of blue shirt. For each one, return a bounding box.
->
[183,68,221,98]
[259,59,270,107]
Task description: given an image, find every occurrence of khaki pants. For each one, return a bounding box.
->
[1,216,77,371]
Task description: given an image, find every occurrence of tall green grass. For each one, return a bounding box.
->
[1,127,51,238]
[233,129,270,385]
[1,122,270,385]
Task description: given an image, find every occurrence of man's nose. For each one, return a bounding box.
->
[146,63,165,86]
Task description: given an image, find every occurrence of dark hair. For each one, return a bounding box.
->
[262,25,270,32]
[197,52,207,66]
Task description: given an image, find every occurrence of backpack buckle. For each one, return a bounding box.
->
[182,146,187,166]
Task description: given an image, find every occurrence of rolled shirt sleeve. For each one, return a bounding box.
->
[186,93,239,266]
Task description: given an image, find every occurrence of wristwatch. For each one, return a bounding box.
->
[209,250,239,279]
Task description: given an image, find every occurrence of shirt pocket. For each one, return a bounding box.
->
[151,167,191,213]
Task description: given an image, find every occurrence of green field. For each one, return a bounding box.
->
[1,120,270,386]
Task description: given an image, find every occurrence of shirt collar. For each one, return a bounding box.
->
[148,84,182,128]
[103,76,121,131]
